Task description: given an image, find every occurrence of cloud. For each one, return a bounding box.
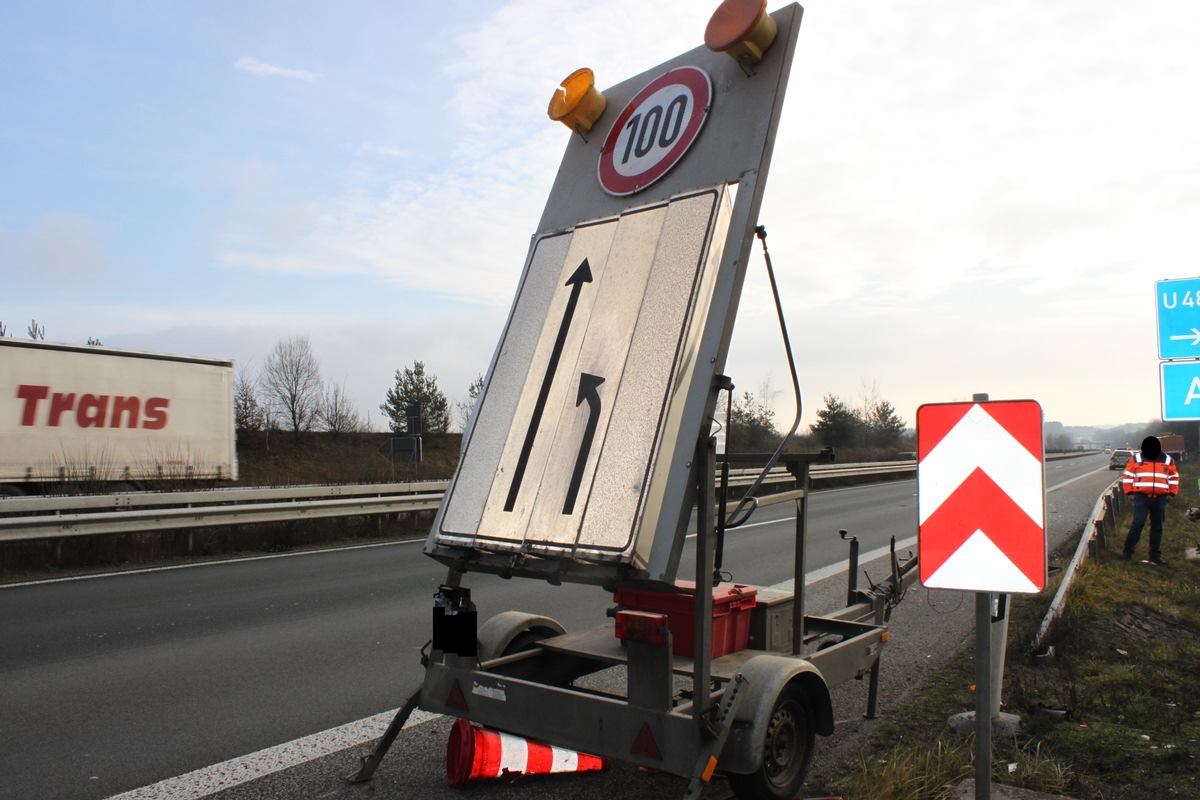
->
[233,57,318,81]
[0,213,116,284]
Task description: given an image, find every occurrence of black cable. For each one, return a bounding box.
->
[725,225,805,528]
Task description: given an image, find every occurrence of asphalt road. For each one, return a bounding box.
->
[0,454,1116,800]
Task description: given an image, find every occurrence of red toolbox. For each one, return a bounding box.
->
[614,581,758,658]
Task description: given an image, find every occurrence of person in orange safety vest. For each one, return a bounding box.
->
[1120,435,1180,565]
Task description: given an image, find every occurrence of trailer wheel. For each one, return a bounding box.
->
[476,611,566,663]
[728,682,815,800]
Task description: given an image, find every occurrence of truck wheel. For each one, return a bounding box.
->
[728,682,815,800]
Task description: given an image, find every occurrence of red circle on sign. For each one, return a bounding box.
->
[598,66,712,197]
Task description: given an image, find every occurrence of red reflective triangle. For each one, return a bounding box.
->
[446,680,469,712]
[630,722,663,761]
[920,467,1044,587]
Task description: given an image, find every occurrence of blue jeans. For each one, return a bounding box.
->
[1123,494,1169,560]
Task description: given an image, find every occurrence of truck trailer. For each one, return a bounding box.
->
[0,338,237,495]
[1157,433,1186,462]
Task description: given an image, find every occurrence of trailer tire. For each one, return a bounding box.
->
[476,611,566,663]
[727,681,815,800]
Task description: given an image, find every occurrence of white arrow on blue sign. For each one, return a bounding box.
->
[1157,277,1200,359]
[1161,361,1200,421]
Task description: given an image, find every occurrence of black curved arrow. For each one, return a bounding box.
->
[562,372,605,515]
[504,259,593,512]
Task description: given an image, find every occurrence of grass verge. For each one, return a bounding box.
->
[828,468,1200,800]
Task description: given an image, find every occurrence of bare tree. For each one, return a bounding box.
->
[319,381,364,435]
[261,336,323,439]
[234,363,266,433]
[455,373,485,432]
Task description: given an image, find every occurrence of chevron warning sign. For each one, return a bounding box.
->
[917,400,1046,593]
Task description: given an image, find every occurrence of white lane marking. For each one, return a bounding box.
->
[1,538,423,590]
[104,708,439,800]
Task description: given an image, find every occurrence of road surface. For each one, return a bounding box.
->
[0,455,1115,800]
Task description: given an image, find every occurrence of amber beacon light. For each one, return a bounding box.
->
[705,0,778,65]
[548,68,607,135]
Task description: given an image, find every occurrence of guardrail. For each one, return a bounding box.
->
[0,482,448,543]
[0,462,919,544]
[1031,479,1125,657]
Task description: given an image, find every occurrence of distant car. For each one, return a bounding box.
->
[896,451,917,461]
[1109,449,1136,470]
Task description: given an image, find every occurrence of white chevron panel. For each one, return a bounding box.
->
[918,404,1042,526]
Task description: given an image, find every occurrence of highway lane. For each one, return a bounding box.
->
[0,455,1113,800]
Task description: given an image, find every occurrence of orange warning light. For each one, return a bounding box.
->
[548,68,607,135]
[704,0,778,66]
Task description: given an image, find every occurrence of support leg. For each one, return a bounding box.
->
[347,686,423,783]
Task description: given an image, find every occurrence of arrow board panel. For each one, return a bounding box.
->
[435,187,731,567]
[425,5,803,585]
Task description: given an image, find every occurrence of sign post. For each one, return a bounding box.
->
[918,395,1046,800]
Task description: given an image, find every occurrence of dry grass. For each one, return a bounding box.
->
[825,468,1200,800]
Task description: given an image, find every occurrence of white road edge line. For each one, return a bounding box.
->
[104,708,440,800]
[2,538,422,590]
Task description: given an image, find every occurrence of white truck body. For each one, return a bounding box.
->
[1,339,237,488]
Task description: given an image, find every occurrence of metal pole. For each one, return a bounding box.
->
[970,392,1010,724]
[844,531,859,606]
[693,434,716,721]
[975,591,992,800]
[990,594,1008,718]
[792,465,809,655]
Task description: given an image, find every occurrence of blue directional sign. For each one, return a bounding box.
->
[1157,278,1200,359]
[1160,361,1200,421]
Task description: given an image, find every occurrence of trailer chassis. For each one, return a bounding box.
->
[353,438,916,799]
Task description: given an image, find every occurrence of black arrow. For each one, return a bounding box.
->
[504,259,593,512]
[562,373,605,515]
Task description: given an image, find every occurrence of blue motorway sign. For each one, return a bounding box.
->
[1161,361,1200,421]
[1157,278,1200,359]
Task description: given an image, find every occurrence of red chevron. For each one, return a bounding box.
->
[919,467,1044,586]
[916,403,971,460]
[981,402,1042,459]
[917,400,1042,461]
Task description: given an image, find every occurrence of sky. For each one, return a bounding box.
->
[3,0,1196,433]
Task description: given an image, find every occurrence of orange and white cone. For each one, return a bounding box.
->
[446,718,608,787]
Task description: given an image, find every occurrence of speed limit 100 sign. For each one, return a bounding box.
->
[598,66,712,197]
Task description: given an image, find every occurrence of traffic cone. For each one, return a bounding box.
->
[446,718,607,787]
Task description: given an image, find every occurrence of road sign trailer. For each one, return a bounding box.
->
[352,6,919,798]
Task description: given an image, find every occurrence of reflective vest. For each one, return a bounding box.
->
[1121,453,1179,497]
